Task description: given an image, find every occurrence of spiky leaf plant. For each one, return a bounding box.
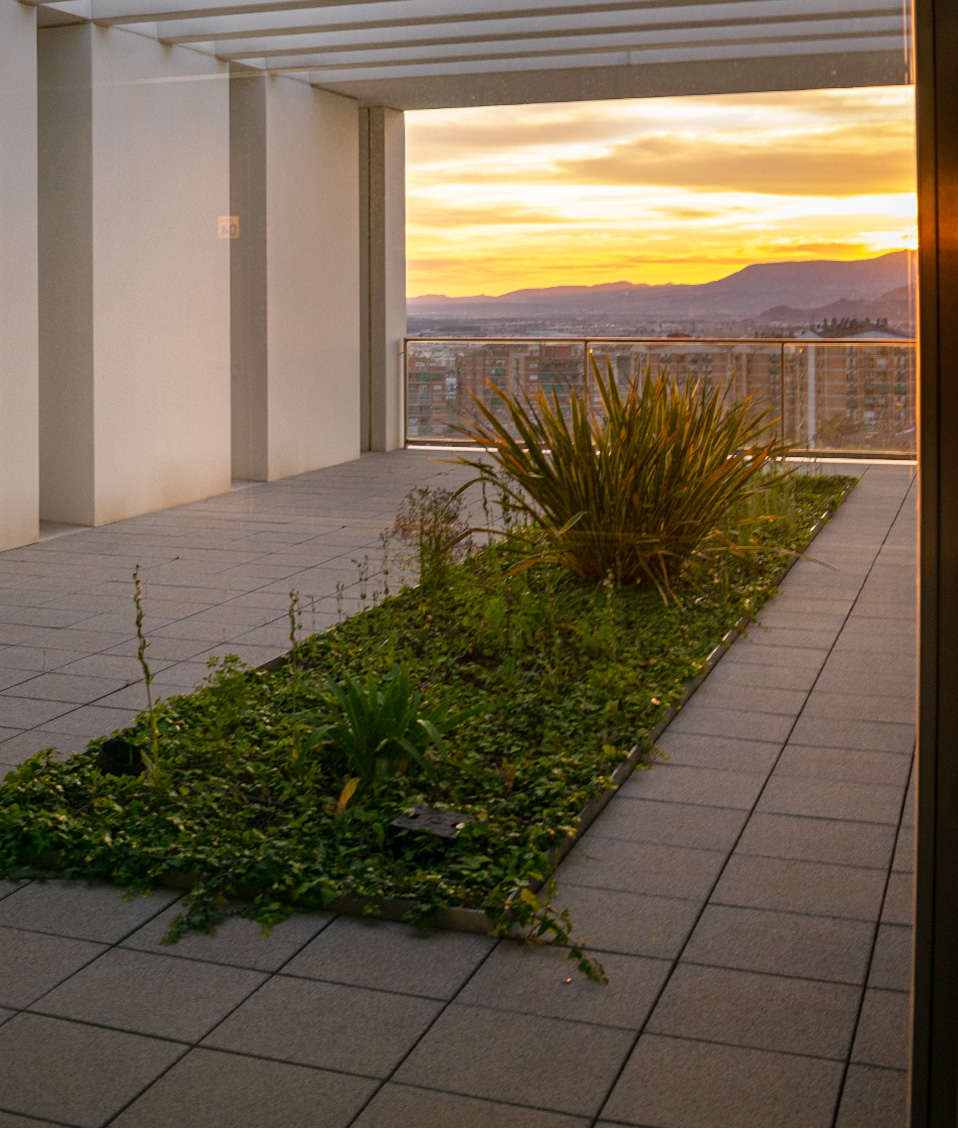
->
[454,355,792,594]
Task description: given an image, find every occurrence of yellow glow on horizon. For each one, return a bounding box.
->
[405,87,916,297]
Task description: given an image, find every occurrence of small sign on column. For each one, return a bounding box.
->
[218,216,239,239]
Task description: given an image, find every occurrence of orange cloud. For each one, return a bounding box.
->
[557,126,916,196]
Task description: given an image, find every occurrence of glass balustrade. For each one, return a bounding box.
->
[404,337,916,457]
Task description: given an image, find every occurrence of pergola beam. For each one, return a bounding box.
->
[153,0,901,45]
[204,14,904,63]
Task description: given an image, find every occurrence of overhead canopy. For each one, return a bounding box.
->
[25,0,912,108]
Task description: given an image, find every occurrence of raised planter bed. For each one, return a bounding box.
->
[0,479,854,963]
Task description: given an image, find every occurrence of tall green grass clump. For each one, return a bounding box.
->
[455,355,792,594]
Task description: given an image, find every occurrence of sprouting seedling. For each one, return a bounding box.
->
[352,555,370,615]
[380,529,391,600]
[287,589,302,652]
[287,589,302,709]
[133,564,161,776]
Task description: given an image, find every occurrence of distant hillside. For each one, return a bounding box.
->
[408,252,915,324]
[757,285,914,331]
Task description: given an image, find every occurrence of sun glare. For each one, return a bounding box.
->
[405,87,917,297]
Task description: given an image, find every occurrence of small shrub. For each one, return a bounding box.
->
[311,665,467,809]
[455,356,792,595]
[391,486,471,591]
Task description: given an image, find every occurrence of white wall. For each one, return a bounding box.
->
[39,25,231,527]
[265,77,360,479]
[0,1,39,550]
[231,71,360,482]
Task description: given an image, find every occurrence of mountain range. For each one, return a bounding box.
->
[408,251,915,325]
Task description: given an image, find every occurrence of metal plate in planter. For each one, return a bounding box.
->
[390,805,471,841]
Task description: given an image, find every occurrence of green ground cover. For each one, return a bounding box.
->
[0,472,853,975]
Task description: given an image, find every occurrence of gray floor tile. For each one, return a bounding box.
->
[0,880,26,902]
[0,646,89,672]
[800,691,915,725]
[550,884,701,959]
[684,681,808,717]
[283,916,494,998]
[0,926,106,1008]
[0,1013,184,1127]
[0,667,46,691]
[601,1033,843,1128]
[395,1002,633,1117]
[774,744,912,788]
[111,1047,377,1128]
[852,988,910,1070]
[35,947,268,1041]
[56,653,154,679]
[0,695,74,728]
[869,924,912,992]
[735,812,895,868]
[0,881,179,942]
[718,643,830,671]
[740,626,839,650]
[122,902,333,971]
[814,667,916,700]
[353,1084,589,1128]
[0,1112,64,1127]
[654,732,782,772]
[0,728,74,763]
[203,975,442,1077]
[9,672,131,704]
[21,627,131,653]
[835,1064,908,1128]
[881,871,914,925]
[684,904,873,984]
[901,776,916,825]
[760,597,853,618]
[621,763,766,809]
[712,855,888,920]
[819,651,914,682]
[665,705,795,743]
[787,716,915,755]
[559,838,725,900]
[756,775,904,824]
[42,703,139,738]
[588,797,747,851]
[706,661,820,692]
[892,824,914,872]
[457,941,669,1029]
[646,963,860,1058]
[754,609,848,631]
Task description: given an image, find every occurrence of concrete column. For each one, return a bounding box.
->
[231,69,360,481]
[360,106,406,453]
[37,25,231,527]
[0,1,39,551]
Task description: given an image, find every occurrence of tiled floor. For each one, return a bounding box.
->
[0,452,916,1127]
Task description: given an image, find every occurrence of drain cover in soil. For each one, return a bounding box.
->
[390,805,471,840]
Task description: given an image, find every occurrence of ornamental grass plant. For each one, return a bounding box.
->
[454,355,793,595]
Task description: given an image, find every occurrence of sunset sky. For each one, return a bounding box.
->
[404,85,916,298]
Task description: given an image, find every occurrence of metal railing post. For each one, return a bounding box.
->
[780,342,786,445]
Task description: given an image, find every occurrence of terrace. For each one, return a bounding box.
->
[0,449,915,1127]
[2,0,957,1121]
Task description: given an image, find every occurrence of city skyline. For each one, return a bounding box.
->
[405,85,917,298]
